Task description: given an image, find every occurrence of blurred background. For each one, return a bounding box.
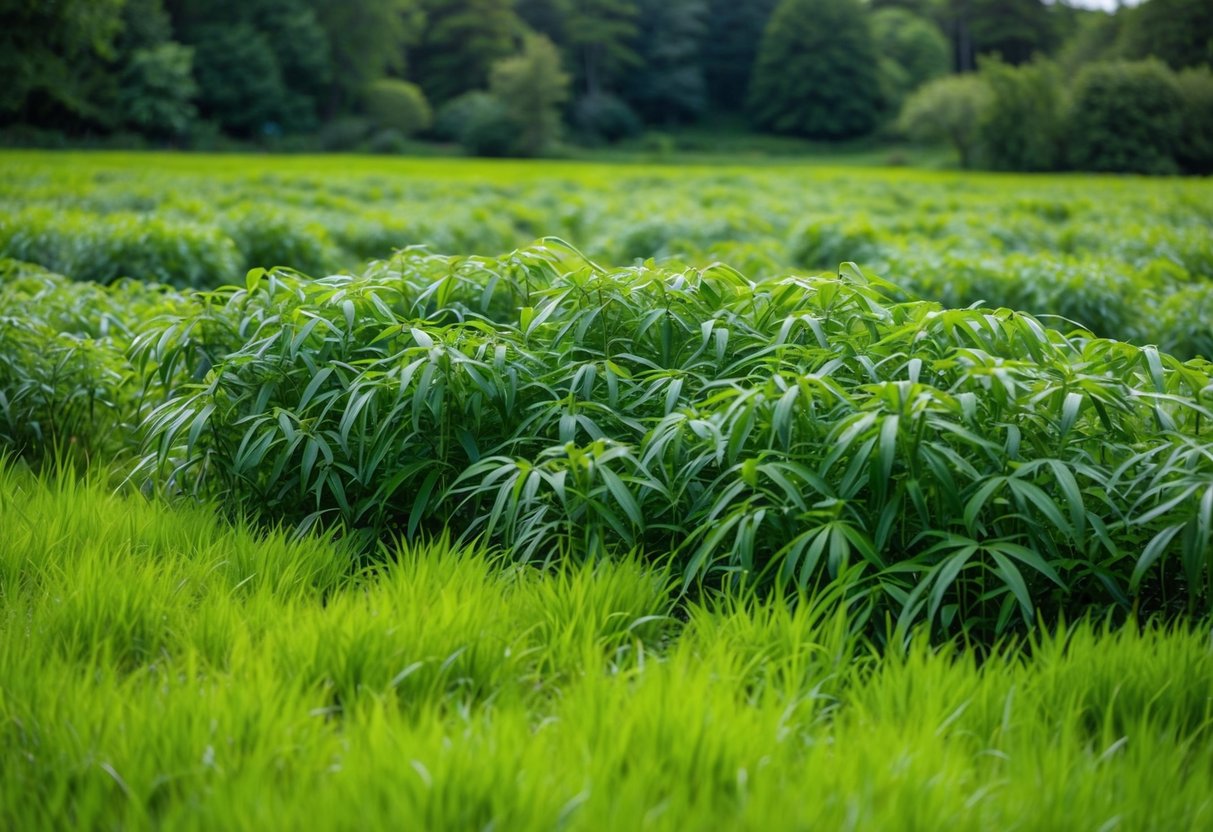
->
[0,0,1209,173]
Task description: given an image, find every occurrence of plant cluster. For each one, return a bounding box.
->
[122,244,1213,638]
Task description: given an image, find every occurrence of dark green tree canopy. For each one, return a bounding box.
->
[413,0,524,106]
[749,0,883,139]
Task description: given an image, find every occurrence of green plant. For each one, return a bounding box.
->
[363,78,433,138]
[748,0,883,139]
[1066,60,1184,175]
[898,75,992,169]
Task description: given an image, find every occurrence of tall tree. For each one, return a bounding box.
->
[872,7,950,112]
[1119,0,1213,70]
[489,33,570,155]
[623,0,707,122]
[949,0,1057,71]
[0,0,126,128]
[703,0,778,108]
[566,0,640,96]
[413,0,524,105]
[309,0,425,113]
[749,0,882,139]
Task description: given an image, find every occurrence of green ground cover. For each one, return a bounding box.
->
[3,464,1213,830]
[2,152,1211,357]
[2,152,1213,828]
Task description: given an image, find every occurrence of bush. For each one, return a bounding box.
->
[458,95,517,157]
[315,117,375,152]
[898,75,992,169]
[978,58,1067,171]
[433,92,503,142]
[572,93,643,144]
[362,79,432,137]
[749,0,883,139]
[1175,67,1213,175]
[1065,60,1184,175]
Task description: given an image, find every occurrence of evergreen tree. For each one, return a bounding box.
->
[1119,0,1213,71]
[624,0,707,123]
[749,0,882,139]
[703,0,778,108]
[413,0,525,105]
[566,0,640,95]
[0,0,126,128]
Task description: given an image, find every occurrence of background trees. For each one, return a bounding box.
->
[0,0,1209,170]
[748,0,883,139]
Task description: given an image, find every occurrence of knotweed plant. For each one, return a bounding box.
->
[133,242,1213,638]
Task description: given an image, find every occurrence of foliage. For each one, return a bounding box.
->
[118,42,197,139]
[703,0,779,108]
[1174,66,1213,175]
[749,0,883,139]
[5,464,1213,827]
[898,75,990,168]
[363,79,433,138]
[571,93,643,143]
[1119,0,1213,71]
[622,0,708,123]
[188,24,290,136]
[488,34,571,157]
[1065,60,1184,175]
[124,241,1213,637]
[977,58,1066,171]
[413,0,524,106]
[871,7,951,112]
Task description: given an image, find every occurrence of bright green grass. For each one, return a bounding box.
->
[3,461,1213,830]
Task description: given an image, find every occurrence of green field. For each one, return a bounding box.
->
[3,152,1213,828]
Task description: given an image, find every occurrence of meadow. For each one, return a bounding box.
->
[2,151,1213,828]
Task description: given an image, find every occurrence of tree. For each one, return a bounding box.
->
[1175,67,1213,175]
[1066,60,1183,174]
[748,0,882,139]
[308,0,425,113]
[489,33,570,156]
[0,0,126,128]
[1118,0,1213,71]
[977,58,1066,171]
[897,75,989,168]
[188,24,287,136]
[413,0,524,105]
[623,0,708,123]
[119,42,197,139]
[566,0,640,96]
[872,7,950,112]
[703,0,779,108]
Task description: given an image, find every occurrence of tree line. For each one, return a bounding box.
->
[1,0,1209,167]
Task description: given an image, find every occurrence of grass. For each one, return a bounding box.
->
[3,460,1213,830]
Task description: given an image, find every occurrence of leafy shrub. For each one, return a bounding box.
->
[315,116,375,152]
[787,220,882,270]
[364,128,409,155]
[978,58,1067,171]
[898,75,991,169]
[572,93,643,144]
[363,79,432,138]
[1066,60,1184,175]
[136,245,1213,638]
[488,34,569,157]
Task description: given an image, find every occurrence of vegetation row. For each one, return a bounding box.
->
[4,243,1211,640]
